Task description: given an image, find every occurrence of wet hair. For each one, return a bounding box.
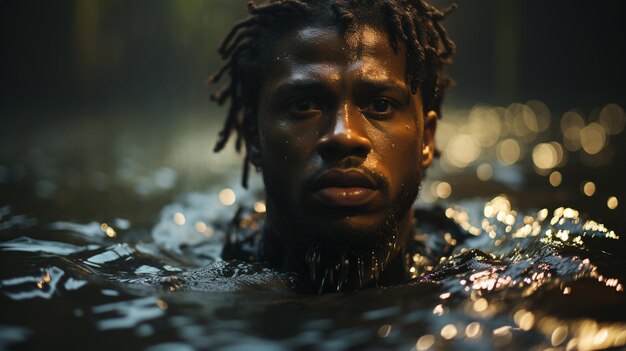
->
[209,0,456,187]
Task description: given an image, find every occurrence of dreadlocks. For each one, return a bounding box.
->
[209,0,456,187]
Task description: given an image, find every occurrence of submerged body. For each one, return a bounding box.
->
[1,194,624,350]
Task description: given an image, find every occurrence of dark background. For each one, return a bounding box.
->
[1,0,625,234]
[2,0,624,116]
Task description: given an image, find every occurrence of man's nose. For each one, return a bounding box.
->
[316,103,372,162]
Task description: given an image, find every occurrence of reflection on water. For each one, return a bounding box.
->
[1,188,625,350]
[1,101,625,350]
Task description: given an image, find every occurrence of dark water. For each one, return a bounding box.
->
[1,188,625,351]
[1,101,625,350]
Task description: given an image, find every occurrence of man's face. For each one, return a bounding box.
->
[254,24,437,254]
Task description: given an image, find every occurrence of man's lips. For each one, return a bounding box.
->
[316,187,378,206]
[310,169,380,207]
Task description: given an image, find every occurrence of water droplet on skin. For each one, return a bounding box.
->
[391,144,396,149]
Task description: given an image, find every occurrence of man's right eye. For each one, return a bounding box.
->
[288,98,321,113]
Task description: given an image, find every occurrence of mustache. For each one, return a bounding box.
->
[303,157,389,190]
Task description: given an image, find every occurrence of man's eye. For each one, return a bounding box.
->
[363,98,395,115]
[289,98,321,113]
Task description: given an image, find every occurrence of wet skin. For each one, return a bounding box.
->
[252,24,437,281]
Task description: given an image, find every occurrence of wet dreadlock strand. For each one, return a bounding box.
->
[382,2,407,53]
[209,0,456,187]
[218,17,259,56]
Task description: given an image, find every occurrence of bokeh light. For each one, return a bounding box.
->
[436,182,452,199]
[218,188,236,206]
[254,201,266,213]
[173,212,186,225]
[580,123,606,155]
[416,334,435,351]
[444,134,482,169]
[599,103,626,135]
[465,322,481,338]
[583,182,596,197]
[532,143,559,170]
[476,163,493,181]
[440,324,457,340]
[496,139,521,165]
[549,171,562,187]
[468,105,502,147]
[505,103,537,140]
[526,99,551,132]
[561,111,585,151]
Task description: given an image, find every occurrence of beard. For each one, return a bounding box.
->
[262,165,424,293]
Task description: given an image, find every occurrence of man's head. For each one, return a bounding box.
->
[211,0,454,291]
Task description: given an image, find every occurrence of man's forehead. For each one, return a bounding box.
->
[264,24,409,94]
[273,24,399,64]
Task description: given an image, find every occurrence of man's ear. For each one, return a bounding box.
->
[421,110,438,169]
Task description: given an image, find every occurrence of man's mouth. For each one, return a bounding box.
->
[310,169,380,207]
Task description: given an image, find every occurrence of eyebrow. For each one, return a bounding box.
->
[271,78,331,98]
[270,77,409,99]
[354,78,409,94]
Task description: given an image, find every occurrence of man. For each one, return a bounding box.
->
[210,0,456,294]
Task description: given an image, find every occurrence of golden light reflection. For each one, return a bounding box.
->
[492,326,512,347]
[432,304,445,316]
[476,163,493,181]
[377,324,391,337]
[37,271,52,289]
[254,201,266,213]
[156,299,168,310]
[526,100,551,132]
[496,138,521,165]
[505,103,537,139]
[513,309,535,331]
[416,334,435,350]
[607,196,618,210]
[472,298,488,312]
[532,143,558,170]
[100,223,117,238]
[483,196,511,219]
[173,212,186,226]
[446,206,482,236]
[194,221,214,237]
[465,322,482,339]
[599,103,626,135]
[550,141,566,165]
[549,171,562,187]
[436,182,452,199]
[218,188,237,206]
[561,110,585,151]
[468,105,503,147]
[582,182,596,196]
[440,324,457,340]
[439,292,451,300]
[580,123,606,155]
[551,326,568,346]
[558,321,626,350]
[444,134,482,168]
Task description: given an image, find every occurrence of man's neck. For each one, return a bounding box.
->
[261,212,413,294]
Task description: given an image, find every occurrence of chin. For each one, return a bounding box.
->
[298,210,401,255]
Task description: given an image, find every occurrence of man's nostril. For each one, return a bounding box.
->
[317,133,372,162]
